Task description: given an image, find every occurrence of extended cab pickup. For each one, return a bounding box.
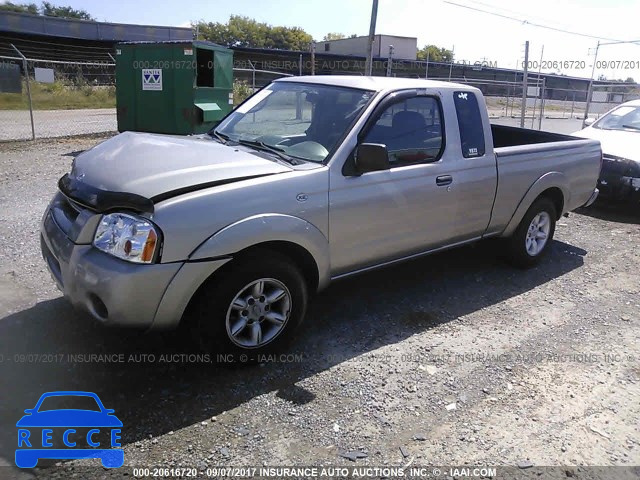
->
[41,76,601,356]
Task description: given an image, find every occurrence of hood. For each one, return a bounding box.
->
[572,127,640,162]
[70,132,293,202]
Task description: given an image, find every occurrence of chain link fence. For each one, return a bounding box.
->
[0,37,118,141]
[425,74,639,133]
[0,52,293,141]
[1,58,117,141]
[1,46,639,141]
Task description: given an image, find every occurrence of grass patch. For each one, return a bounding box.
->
[0,80,116,110]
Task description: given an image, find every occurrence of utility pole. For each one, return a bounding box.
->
[448,45,455,81]
[425,50,429,79]
[310,42,316,75]
[531,45,544,129]
[364,0,378,76]
[538,78,546,131]
[386,45,394,77]
[584,40,600,127]
[582,39,640,125]
[510,59,518,117]
[520,40,529,128]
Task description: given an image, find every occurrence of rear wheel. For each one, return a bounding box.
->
[506,197,557,268]
[189,250,308,362]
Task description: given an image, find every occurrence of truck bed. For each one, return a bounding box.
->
[491,124,576,148]
[486,124,602,236]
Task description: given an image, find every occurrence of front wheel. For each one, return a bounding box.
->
[189,250,308,361]
[506,197,557,268]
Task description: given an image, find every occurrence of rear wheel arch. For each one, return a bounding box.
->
[538,187,564,220]
[505,196,557,268]
[501,173,569,237]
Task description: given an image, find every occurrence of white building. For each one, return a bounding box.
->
[318,34,417,61]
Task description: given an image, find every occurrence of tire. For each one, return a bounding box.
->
[189,249,308,362]
[506,197,557,268]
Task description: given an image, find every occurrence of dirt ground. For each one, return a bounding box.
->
[0,136,638,480]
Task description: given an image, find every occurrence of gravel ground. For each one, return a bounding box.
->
[0,137,638,480]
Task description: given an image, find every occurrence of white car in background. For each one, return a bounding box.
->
[573,99,640,203]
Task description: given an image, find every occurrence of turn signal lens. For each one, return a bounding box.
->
[141,229,158,263]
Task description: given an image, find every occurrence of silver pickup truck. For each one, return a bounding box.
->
[41,76,601,356]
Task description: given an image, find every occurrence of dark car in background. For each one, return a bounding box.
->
[574,99,640,203]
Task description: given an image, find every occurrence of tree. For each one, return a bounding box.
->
[0,2,94,20]
[197,15,313,51]
[625,77,635,84]
[0,2,39,14]
[322,33,358,41]
[323,33,345,41]
[417,45,454,63]
[41,2,94,20]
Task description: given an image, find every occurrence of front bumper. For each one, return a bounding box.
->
[41,209,182,328]
[598,155,640,202]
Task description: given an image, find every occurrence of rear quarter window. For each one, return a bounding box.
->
[453,91,486,158]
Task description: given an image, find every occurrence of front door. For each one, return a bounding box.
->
[329,92,459,275]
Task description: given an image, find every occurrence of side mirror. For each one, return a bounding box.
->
[355,143,390,174]
[583,117,596,127]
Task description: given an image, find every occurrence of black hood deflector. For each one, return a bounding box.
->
[59,174,155,213]
[58,172,280,214]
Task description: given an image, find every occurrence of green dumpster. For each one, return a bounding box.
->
[115,40,233,135]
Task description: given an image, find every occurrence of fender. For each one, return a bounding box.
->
[189,213,331,290]
[500,171,571,237]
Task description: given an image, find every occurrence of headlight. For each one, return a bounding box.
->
[93,213,160,263]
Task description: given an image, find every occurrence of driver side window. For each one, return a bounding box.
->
[364,96,444,166]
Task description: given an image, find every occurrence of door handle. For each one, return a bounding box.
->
[436,175,453,186]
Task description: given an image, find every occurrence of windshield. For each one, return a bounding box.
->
[214,82,375,162]
[593,105,640,132]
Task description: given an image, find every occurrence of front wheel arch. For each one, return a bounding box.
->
[186,247,309,356]
[184,241,318,319]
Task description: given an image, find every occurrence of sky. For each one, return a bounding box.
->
[13,0,640,80]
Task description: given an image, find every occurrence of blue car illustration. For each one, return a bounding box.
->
[16,391,123,468]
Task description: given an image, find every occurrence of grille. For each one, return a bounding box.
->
[51,194,84,238]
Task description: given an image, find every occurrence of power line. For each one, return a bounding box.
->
[442,0,638,43]
[466,0,584,31]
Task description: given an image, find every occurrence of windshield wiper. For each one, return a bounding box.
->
[236,139,300,165]
[210,130,230,144]
[622,124,640,131]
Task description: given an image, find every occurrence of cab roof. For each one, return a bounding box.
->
[275,75,478,93]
